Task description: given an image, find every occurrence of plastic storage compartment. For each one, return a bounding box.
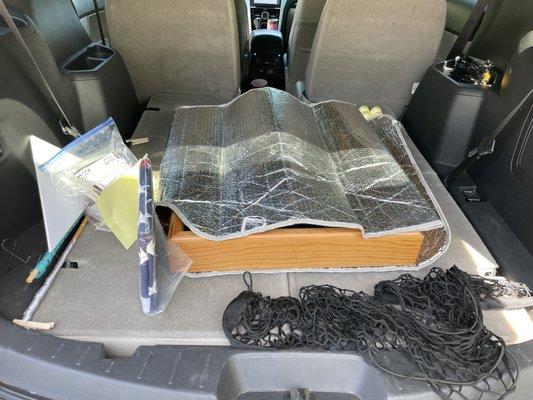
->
[217,352,386,400]
[62,44,113,72]
[402,61,496,172]
[60,43,138,137]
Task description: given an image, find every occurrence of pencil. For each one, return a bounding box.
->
[26,221,79,284]
[22,218,89,321]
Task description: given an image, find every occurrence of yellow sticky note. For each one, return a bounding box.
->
[96,170,140,249]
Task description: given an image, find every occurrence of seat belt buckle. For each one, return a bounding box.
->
[444,138,496,187]
[468,137,496,160]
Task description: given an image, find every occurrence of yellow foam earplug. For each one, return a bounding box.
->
[359,105,371,121]
[369,106,383,119]
[359,105,383,121]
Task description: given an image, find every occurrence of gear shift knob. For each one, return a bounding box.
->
[253,17,262,30]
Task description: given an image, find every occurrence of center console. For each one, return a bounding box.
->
[245,0,285,91]
[248,29,285,90]
[250,0,281,30]
[403,59,497,169]
[60,43,138,135]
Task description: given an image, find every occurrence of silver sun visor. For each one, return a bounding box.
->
[159,88,449,266]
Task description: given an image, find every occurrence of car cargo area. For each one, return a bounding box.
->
[28,106,533,356]
[1,0,533,399]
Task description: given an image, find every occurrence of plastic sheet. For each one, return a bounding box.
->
[138,157,192,315]
[40,118,137,229]
[160,88,449,266]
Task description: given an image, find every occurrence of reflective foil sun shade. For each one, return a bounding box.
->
[159,88,449,267]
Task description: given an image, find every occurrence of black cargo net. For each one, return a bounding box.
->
[223,267,531,400]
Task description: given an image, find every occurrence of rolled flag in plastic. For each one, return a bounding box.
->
[138,156,157,314]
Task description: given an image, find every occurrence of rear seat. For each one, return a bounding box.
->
[106,0,241,107]
[304,0,446,115]
[286,0,327,95]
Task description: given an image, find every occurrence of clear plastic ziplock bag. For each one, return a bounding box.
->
[138,156,192,315]
[39,118,137,229]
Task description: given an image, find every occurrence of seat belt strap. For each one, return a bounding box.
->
[447,0,491,60]
[444,88,533,187]
[91,0,106,46]
[0,1,80,138]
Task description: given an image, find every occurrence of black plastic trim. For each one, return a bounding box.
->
[1,316,533,400]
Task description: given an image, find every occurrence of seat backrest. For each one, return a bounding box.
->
[107,0,241,104]
[233,0,251,82]
[306,0,446,114]
[71,0,108,44]
[287,0,327,84]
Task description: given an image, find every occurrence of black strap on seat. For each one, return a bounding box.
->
[91,0,106,46]
[0,0,80,138]
[447,0,491,60]
[444,88,533,187]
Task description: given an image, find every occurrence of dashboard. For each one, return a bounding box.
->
[251,0,280,5]
[250,0,284,31]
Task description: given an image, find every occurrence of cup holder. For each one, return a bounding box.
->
[86,44,113,60]
[62,44,114,73]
